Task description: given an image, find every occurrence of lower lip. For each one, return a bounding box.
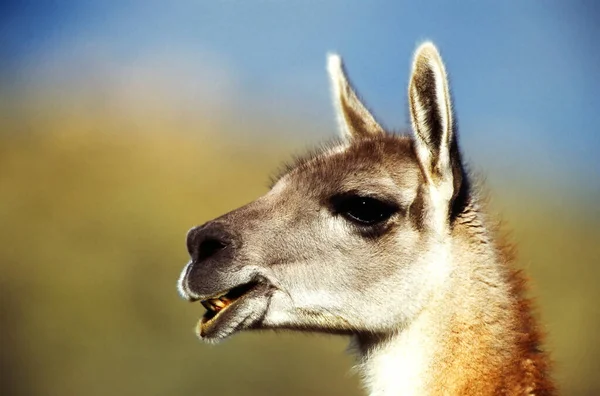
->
[201,303,230,325]
[195,281,265,337]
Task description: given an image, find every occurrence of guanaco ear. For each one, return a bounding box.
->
[409,42,459,201]
[327,54,385,140]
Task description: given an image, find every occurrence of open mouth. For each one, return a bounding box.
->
[198,281,259,330]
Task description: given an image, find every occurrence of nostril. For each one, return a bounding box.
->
[186,223,235,261]
[197,238,227,261]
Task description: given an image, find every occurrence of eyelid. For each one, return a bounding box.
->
[328,193,400,227]
[329,192,399,212]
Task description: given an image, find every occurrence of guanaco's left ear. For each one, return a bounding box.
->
[327,54,385,140]
[409,42,460,201]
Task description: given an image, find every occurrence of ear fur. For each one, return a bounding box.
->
[327,53,384,140]
[408,42,459,201]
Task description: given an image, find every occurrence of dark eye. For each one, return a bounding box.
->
[331,194,398,226]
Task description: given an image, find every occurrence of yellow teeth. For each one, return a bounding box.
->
[202,296,232,313]
[212,299,226,309]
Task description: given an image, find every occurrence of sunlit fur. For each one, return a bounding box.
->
[178,42,554,395]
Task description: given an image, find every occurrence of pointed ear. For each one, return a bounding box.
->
[409,42,460,201]
[327,53,384,140]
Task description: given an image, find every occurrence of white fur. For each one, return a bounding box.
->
[327,53,384,139]
[327,53,352,139]
[409,42,456,233]
[177,261,197,300]
[418,42,453,173]
[409,42,453,191]
[358,321,433,396]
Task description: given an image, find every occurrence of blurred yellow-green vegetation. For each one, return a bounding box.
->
[1,88,599,396]
[2,3,600,395]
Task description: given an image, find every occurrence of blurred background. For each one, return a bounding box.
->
[1,1,599,395]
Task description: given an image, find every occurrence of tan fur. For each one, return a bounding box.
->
[426,211,555,395]
[350,199,554,395]
[177,42,555,395]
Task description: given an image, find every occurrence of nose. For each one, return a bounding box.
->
[186,223,235,262]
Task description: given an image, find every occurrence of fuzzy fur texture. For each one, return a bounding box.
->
[177,42,554,395]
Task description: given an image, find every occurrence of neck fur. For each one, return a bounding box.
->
[353,306,443,395]
[351,208,553,395]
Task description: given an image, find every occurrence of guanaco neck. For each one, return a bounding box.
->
[352,206,553,396]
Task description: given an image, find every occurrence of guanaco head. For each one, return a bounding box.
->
[178,42,468,342]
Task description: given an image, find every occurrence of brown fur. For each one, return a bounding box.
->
[177,42,556,395]
[427,198,555,395]
[494,227,554,394]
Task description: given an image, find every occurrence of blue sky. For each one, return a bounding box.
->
[1,1,599,195]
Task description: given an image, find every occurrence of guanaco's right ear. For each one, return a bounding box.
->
[327,54,384,140]
[408,42,459,202]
